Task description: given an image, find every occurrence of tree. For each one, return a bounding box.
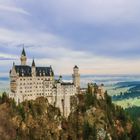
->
[105,93,112,106]
[84,92,96,109]
[83,122,97,140]
[18,104,25,120]
[83,122,91,140]
[131,121,140,140]
[0,92,8,104]
[91,125,97,140]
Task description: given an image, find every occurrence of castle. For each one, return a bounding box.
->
[87,83,105,100]
[9,48,80,117]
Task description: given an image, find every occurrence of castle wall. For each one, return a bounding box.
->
[54,83,77,117]
[9,72,77,117]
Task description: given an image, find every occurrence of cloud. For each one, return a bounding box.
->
[0,27,66,47]
[0,0,140,75]
[0,5,30,15]
[34,0,140,25]
[0,52,17,60]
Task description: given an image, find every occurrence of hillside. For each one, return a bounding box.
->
[0,87,140,140]
[112,81,140,108]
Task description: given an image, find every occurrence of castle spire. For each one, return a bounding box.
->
[10,61,17,77]
[13,62,15,66]
[32,59,36,77]
[21,46,26,56]
[20,46,27,65]
[32,59,35,67]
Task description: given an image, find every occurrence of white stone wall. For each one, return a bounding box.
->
[10,73,77,117]
[10,66,79,117]
[54,83,77,117]
[10,75,54,103]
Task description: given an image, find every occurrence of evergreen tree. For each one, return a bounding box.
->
[0,92,8,103]
[131,121,140,140]
[83,122,91,140]
[18,104,25,120]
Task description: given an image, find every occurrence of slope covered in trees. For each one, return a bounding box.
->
[0,86,140,140]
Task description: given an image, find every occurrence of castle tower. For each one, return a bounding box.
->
[10,62,17,78]
[10,62,17,94]
[72,65,80,88]
[20,47,27,65]
[32,59,36,77]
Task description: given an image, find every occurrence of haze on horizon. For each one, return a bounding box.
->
[0,0,140,76]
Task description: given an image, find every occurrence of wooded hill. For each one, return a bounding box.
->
[0,84,140,140]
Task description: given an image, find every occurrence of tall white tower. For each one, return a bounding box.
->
[20,47,27,65]
[72,65,80,88]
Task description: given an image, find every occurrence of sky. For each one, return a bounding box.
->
[0,0,140,76]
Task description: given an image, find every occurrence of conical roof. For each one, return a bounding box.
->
[32,59,35,67]
[21,47,26,56]
[74,65,78,69]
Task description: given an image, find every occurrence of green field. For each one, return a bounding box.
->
[113,98,140,108]
[105,86,131,96]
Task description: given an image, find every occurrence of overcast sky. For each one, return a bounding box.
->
[0,0,140,76]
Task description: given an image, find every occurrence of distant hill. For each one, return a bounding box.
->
[115,81,140,88]
[113,83,140,101]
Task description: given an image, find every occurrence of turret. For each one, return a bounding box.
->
[20,47,27,65]
[10,62,17,93]
[32,59,36,77]
[72,65,80,88]
[10,62,17,79]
